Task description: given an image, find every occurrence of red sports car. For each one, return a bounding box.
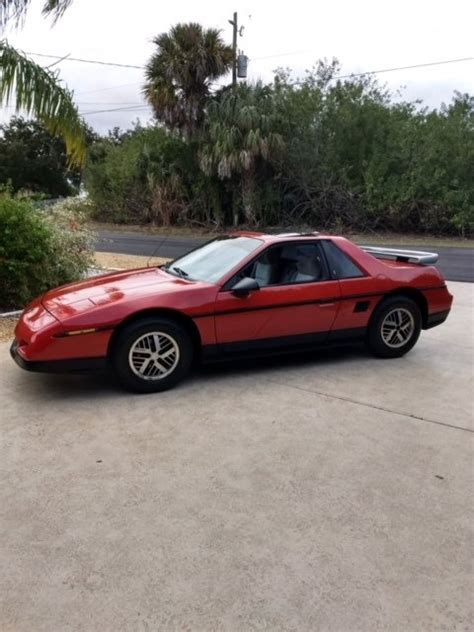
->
[10,232,453,392]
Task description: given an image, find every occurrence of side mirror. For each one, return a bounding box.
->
[232,276,260,297]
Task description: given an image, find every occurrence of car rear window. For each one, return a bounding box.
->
[322,241,365,279]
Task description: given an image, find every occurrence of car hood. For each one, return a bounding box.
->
[42,267,191,315]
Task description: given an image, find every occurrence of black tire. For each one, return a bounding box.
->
[111,317,193,393]
[367,296,422,358]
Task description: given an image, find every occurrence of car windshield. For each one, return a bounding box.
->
[163,236,263,284]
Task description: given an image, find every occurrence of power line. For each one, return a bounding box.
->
[79,105,151,115]
[74,82,143,96]
[26,51,144,69]
[76,101,145,106]
[333,56,474,80]
[77,84,144,99]
[253,54,474,81]
[76,55,473,114]
[25,49,474,79]
[4,51,472,117]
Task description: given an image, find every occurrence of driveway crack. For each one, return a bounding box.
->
[265,379,473,433]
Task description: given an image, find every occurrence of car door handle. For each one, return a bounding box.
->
[320,302,336,307]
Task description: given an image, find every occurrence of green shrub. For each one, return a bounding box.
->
[82,64,473,235]
[42,198,95,283]
[84,124,223,226]
[0,196,94,310]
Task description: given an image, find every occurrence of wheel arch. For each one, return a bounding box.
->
[107,308,202,358]
[371,288,428,328]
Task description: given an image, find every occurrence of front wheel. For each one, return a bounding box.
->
[367,297,421,358]
[111,317,193,393]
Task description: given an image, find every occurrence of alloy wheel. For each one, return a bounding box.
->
[128,332,180,380]
[381,307,415,349]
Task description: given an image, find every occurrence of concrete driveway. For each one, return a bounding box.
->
[1,282,473,631]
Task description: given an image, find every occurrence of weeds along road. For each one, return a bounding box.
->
[95,229,474,283]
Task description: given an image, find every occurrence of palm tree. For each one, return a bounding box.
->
[143,23,233,139]
[0,0,86,165]
[200,84,285,225]
[0,0,73,26]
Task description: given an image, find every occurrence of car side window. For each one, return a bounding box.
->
[322,241,365,279]
[232,242,329,288]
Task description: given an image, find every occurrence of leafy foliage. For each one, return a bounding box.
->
[0,194,93,309]
[0,0,73,28]
[87,51,474,235]
[1,2,85,166]
[143,23,233,138]
[0,42,87,165]
[0,116,95,196]
[84,124,219,226]
[200,84,284,224]
[44,197,94,280]
[270,63,474,234]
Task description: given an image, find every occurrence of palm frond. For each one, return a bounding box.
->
[0,0,72,29]
[0,0,30,28]
[0,41,86,165]
[144,22,233,138]
[41,0,73,23]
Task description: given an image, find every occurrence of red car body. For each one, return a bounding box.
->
[10,233,453,376]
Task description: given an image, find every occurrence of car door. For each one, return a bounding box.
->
[214,241,341,352]
[320,239,381,338]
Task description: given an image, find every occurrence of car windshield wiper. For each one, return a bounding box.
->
[171,266,189,278]
[161,263,191,279]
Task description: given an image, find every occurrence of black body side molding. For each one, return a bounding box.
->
[201,327,366,363]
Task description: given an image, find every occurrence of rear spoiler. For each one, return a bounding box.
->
[360,246,438,265]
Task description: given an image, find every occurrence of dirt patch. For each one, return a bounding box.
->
[94,252,170,270]
[0,317,17,342]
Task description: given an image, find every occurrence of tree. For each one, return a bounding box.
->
[0,116,96,196]
[143,23,233,139]
[199,84,285,225]
[0,1,86,165]
[84,125,196,224]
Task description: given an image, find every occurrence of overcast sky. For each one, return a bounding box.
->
[1,0,473,132]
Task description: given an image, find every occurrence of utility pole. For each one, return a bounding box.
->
[229,12,238,86]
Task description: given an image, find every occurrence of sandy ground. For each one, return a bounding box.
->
[93,251,169,270]
[0,318,17,343]
[0,253,171,342]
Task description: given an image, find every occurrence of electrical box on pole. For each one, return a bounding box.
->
[237,53,248,78]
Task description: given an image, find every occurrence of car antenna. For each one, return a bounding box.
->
[146,231,170,268]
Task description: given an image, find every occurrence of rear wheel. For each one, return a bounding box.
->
[367,296,421,358]
[112,317,193,393]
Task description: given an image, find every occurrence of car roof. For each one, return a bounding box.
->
[230,230,330,244]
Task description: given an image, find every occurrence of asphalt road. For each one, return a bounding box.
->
[96,229,474,282]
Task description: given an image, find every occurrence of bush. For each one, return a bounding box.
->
[42,198,95,283]
[0,196,94,310]
[272,67,474,235]
[83,63,474,235]
[84,124,224,226]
